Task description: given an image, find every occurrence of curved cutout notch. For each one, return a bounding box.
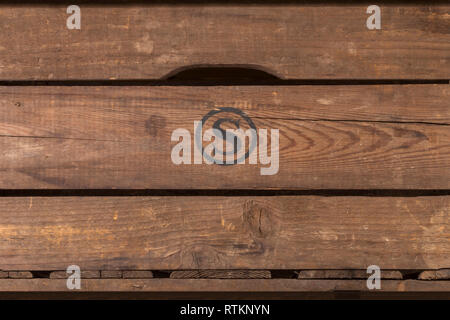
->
[162,64,281,85]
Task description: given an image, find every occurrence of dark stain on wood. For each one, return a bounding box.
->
[145,115,166,137]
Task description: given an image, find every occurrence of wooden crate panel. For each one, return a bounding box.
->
[0,5,448,80]
[0,196,448,270]
[0,85,448,189]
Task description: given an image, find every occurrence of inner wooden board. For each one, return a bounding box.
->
[0,85,448,189]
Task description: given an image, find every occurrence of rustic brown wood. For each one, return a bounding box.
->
[0,5,448,80]
[1,85,448,189]
[8,272,32,279]
[0,279,449,292]
[0,272,7,278]
[297,270,402,279]
[123,271,153,279]
[0,196,448,271]
[418,269,450,280]
[101,271,123,279]
[50,271,100,279]
[170,270,271,279]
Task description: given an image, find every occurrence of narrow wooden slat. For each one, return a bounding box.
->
[0,5,448,80]
[418,269,450,280]
[297,270,402,279]
[8,272,32,279]
[50,271,100,279]
[170,270,271,279]
[0,279,449,292]
[123,271,153,279]
[1,85,448,189]
[101,271,123,279]
[0,196,448,270]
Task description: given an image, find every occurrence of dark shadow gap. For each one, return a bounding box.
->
[401,270,424,280]
[270,270,299,279]
[151,271,171,278]
[0,189,448,197]
[30,271,52,279]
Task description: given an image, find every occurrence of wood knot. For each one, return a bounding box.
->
[145,115,166,137]
[242,200,277,238]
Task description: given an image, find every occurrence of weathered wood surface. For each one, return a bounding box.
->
[101,270,123,279]
[50,271,100,279]
[0,5,448,80]
[0,279,449,292]
[0,196,448,270]
[7,272,32,279]
[1,85,448,189]
[418,269,450,280]
[122,271,154,279]
[297,270,403,279]
[170,270,271,279]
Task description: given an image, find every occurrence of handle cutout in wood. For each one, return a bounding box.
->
[162,65,281,84]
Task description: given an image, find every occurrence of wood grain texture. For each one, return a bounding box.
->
[297,270,403,279]
[0,196,448,271]
[170,270,271,279]
[7,272,32,279]
[50,271,100,279]
[1,85,448,189]
[101,270,123,279]
[0,5,448,80]
[122,271,153,279]
[0,279,449,292]
[418,269,450,280]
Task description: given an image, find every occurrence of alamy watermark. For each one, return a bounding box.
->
[66,265,81,290]
[366,5,381,30]
[171,107,279,175]
[367,265,381,290]
[66,5,81,30]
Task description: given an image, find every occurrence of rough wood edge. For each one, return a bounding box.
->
[297,270,403,279]
[170,270,271,279]
[0,279,448,292]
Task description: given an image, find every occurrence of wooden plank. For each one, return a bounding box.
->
[419,269,450,280]
[170,270,271,279]
[123,271,153,279]
[1,85,448,189]
[50,271,100,279]
[297,270,402,279]
[0,196,448,270]
[0,5,448,80]
[7,272,32,279]
[0,279,449,292]
[101,271,123,279]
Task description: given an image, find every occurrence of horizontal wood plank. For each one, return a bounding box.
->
[297,270,403,279]
[0,196,448,270]
[0,5,448,80]
[0,279,449,292]
[418,269,450,280]
[170,270,271,279]
[1,85,448,189]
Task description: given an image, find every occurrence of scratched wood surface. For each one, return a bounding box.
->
[0,85,448,189]
[0,196,448,270]
[0,279,449,293]
[0,5,449,80]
